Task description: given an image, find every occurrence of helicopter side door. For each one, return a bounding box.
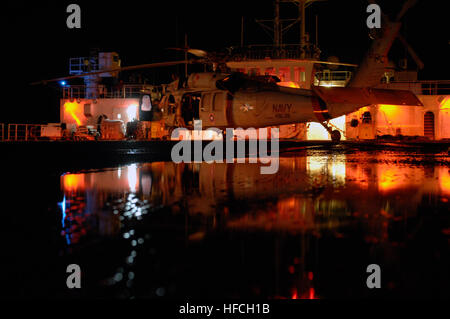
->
[181,93,201,127]
[200,91,229,128]
[160,94,178,126]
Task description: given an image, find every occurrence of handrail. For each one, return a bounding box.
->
[62,84,161,99]
[69,57,99,75]
[377,80,450,95]
[59,80,450,100]
[315,71,352,82]
[5,124,49,141]
[229,44,321,60]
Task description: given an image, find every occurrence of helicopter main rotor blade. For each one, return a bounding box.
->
[166,47,209,58]
[309,60,358,67]
[366,0,422,70]
[395,0,418,21]
[31,60,189,85]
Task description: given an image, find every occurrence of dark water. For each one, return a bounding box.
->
[2,146,450,299]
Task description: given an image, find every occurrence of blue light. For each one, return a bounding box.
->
[58,195,66,228]
[58,195,71,245]
[60,81,66,86]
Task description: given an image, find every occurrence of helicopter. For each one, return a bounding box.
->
[153,69,421,143]
[32,1,423,142]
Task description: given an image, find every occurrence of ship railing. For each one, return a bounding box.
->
[230,44,321,60]
[377,80,450,95]
[62,84,153,99]
[314,71,352,87]
[69,57,99,75]
[315,71,353,82]
[63,86,85,99]
[6,124,45,141]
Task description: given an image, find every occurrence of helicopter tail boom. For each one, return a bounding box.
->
[312,86,423,119]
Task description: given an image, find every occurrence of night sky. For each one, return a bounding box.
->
[2,0,448,123]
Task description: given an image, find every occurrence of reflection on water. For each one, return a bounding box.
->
[56,148,450,299]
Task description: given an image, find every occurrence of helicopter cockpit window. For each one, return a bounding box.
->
[168,95,176,114]
[202,93,211,112]
[181,93,201,125]
[212,93,225,111]
[159,96,167,113]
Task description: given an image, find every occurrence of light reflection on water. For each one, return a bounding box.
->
[58,149,450,299]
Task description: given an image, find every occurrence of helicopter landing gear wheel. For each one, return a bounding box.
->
[319,121,342,144]
[331,130,341,143]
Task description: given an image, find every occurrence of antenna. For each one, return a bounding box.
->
[315,15,318,48]
[299,0,305,57]
[241,16,244,47]
[254,0,324,59]
[184,34,188,76]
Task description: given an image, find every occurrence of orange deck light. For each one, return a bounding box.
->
[440,97,450,110]
[64,101,82,126]
[62,173,85,191]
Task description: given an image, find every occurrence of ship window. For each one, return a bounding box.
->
[84,103,92,117]
[294,67,306,82]
[265,67,276,76]
[202,93,211,112]
[249,68,260,76]
[362,111,372,124]
[278,67,291,82]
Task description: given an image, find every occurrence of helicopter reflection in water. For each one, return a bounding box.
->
[58,148,450,298]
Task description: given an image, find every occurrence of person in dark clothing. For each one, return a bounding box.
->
[97,114,108,134]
